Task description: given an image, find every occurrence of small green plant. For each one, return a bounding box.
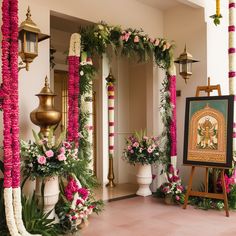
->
[22,194,61,236]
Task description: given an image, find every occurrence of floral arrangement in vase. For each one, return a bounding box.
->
[123,130,160,165]
[159,165,185,204]
[21,129,78,179]
[56,175,103,233]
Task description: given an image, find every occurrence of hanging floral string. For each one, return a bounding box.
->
[67,33,81,146]
[210,0,222,26]
[2,0,37,235]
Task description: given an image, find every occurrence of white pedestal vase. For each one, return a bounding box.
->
[136,164,152,196]
[35,176,59,219]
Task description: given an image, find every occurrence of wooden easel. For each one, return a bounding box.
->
[183,77,230,217]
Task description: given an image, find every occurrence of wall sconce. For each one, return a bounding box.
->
[174,45,199,83]
[18,7,50,71]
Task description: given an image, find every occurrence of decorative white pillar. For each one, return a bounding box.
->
[229,0,236,161]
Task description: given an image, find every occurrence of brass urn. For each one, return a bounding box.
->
[30,76,61,137]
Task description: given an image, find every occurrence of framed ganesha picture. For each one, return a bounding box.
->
[183,95,234,168]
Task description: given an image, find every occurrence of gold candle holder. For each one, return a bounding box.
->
[106,157,116,188]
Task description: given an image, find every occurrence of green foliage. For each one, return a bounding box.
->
[22,194,61,236]
[158,74,172,167]
[210,14,222,26]
[80,22,173,68]
[189,197,224,211]
[229,184,236,209]
[80,65,95,97]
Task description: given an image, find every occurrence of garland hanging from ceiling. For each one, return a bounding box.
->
[1,0,37,235]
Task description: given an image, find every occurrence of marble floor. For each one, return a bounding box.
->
[94,183,138,201]
[81,196,236,236]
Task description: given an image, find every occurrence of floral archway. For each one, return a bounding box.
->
[67,23,178,181]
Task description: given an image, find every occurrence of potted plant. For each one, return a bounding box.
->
[159,165,185,205]
[56,174,103,234]
[21,129,78,218]
[123,130,159,196]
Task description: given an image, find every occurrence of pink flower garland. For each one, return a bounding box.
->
[169,75,177,157]
[2,0,12,188]
[67,56,80,146]
[9,0,20,188]
[2,0,20,188]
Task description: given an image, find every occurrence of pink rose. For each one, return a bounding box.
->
[149,38,154,43]
[154,39,160,46]
[128,145,132,151]
[58,153,66,161]
[72,215,77,221]
[37,155,46,165]
[143,136,148,140]
[134,35,139,43]
[63,141,71,149]
[124,32,130,42]
[45,150,54,158]
[133,142,139,148]
[60,147,65,154]
[147,146,153,153]
[175,195,180,201]
[130,150,134,154]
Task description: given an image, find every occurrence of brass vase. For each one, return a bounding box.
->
[30,76,61,137]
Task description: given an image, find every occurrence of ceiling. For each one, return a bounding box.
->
[136,0,180,10]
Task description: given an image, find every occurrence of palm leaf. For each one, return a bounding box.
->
[54,130,66,149]
[32,130,41,146]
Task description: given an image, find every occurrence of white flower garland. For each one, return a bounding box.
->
[13,188,41,236]
[69,33,81,57]
[4,188,21,236]
[229,0,236,160]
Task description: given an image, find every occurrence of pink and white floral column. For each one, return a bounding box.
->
[2,0,37,235]
[229,1,236,180]
[67,33,81,146]
[168,61,177,170]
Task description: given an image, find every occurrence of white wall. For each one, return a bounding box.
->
[164,4,207,187]
[205,0,229,95]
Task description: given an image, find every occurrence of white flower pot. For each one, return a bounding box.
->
[35,176,60,219]
[136,164,152,196]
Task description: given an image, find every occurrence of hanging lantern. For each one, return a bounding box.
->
[174,45,199,83]
[18,7,50,71]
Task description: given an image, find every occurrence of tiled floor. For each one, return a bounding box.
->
[81,196,236,236]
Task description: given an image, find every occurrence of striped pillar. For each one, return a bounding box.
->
[108,84,115,157]
[106,71,116,187]
[229,0,236,161]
